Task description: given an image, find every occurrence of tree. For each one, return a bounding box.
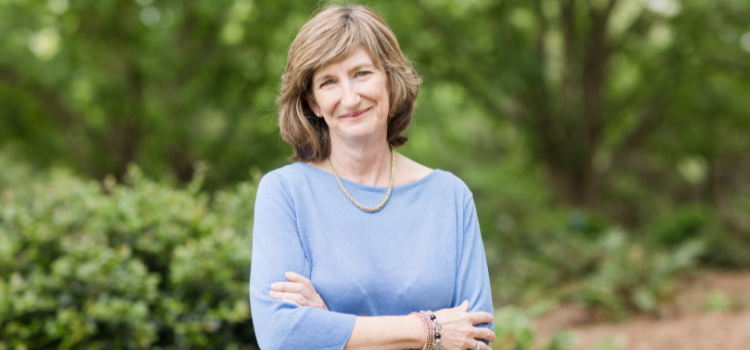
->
[392,0,750,207]
[0,0,319,186]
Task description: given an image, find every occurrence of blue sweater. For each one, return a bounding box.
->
[249,163,494,350]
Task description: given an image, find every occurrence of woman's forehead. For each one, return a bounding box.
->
[314,48,376,77]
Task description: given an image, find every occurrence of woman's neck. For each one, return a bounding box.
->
[326,134,392,187]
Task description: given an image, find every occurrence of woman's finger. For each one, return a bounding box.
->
[469,311,494,325]
[269,291,308,306]
[270,282,305,294]
[456,300,470,311]
[285,272,318,292]
[271,274,329,311]
[283,272,325,302]
[468,340,491,350]
[272,282,318,304]
[476,341,492,350]
[471,328,496,343]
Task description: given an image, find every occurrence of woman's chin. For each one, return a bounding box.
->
[334,125,386,143]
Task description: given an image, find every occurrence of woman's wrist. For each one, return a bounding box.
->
[411,311,444,350]
[410,312,433,350]
[345,315,431,350]
[408,314,430,349]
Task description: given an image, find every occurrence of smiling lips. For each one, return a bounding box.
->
[339,107,371,119]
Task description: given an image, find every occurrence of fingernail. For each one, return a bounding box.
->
[271,283,279,289]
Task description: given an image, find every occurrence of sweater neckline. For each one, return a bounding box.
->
[297,162,440,192]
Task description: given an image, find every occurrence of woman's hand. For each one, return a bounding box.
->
[269,272,329,311]
[433,300,496,350]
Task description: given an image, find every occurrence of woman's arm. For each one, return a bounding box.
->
[272,272,496,350]
[346,315,426,350]
[250,173,356,350]
[453,196,495,333]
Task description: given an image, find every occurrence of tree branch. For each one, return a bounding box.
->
[611,7,648,53]
[609,99,665,168]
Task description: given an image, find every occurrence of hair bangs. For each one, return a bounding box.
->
[304,20,385,92]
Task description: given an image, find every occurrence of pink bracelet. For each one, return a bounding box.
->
[410,312,434,350]
[421,311,442,350]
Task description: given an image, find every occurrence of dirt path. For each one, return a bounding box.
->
[533,271,750,350]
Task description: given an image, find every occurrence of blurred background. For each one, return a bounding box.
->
[1,0,749,349]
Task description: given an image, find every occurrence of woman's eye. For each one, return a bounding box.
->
[356,71,370,77]
[320,80,334,87]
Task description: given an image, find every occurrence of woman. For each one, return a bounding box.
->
[250,5,495,350]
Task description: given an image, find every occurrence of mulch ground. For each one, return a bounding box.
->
[533,271,750,350]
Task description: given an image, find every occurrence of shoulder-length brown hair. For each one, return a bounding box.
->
[276,4,421,162]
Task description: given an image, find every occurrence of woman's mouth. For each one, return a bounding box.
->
[340,108,371,119]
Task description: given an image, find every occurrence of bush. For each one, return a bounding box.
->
[492,304,620,350]
[575,230,705,319]
[491,218,705,320]
[0,165,259,350]
[650,206,715,246]
[492,303,572,350]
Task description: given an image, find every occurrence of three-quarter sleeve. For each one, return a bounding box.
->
[249,173,356,350]
[453,196,495,335]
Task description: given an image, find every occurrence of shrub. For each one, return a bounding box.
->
[575,230,705,319]
[492,304,620,350]
[491,218,705,320]
[0,165,259,350]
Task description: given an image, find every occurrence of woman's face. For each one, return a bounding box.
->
[308,47,390,146]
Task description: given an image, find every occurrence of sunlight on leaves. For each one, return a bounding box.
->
[230,0,254,21]
[71,78,93,104]
[740,32,750,53]
[609,0,644,38]
[641,0,680,17]
[222,22,244,45]
[678,156,707,185]
[27,28,60,60]
[140,6,160,26]
[47,0,67,14]
[509,8,535,33]
[648,23,673,48]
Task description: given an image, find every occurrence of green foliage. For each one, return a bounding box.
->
[492,305,620,350]
[493,306,571,350]
[0,166,259,349]
[0,0,304,186]
[650,205,716,246]
[490,216,705,319]
[574,231,705,319]
[704,290,733,313]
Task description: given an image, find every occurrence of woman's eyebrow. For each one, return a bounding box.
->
[313,73,335,85]
[313,63,376,84]
[348,63,376,73]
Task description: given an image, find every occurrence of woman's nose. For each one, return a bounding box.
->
[340,82,361,109]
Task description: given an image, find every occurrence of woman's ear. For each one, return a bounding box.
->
[305,93,322,117]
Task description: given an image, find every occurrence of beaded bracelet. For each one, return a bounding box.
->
[410,312,434,350]
[421,311,443,350]
[425,313,435,350]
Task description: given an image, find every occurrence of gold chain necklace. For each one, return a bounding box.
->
[326,150,395,213]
